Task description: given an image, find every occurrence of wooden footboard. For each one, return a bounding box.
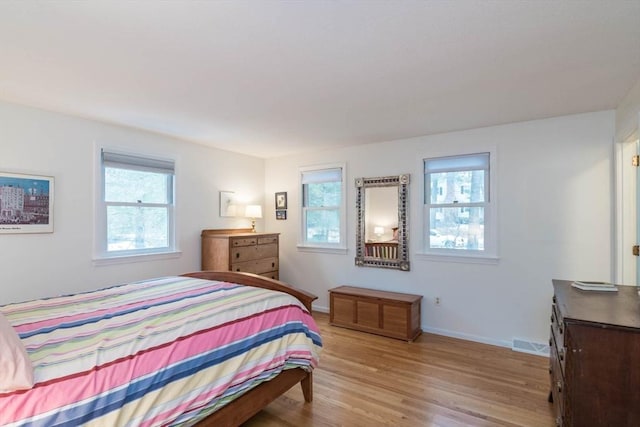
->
[182,271,317,426]
[182,270,317,312]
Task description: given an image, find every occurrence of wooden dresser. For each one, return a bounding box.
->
[549,279,640,426]
[201,228,280,280]
[329,286,422,341]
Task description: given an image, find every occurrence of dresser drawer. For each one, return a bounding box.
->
[258,236,278,245]
[230,237,259,247]
[550,304,566,374]
[550,337,564,427]
[231,257,278,275]
[231,243,278,262]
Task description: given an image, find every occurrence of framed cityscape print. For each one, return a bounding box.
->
[0,172,54,234]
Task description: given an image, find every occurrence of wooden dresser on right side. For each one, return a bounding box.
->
[550,279,640,427]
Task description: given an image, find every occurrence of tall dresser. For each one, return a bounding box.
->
[201,228,280,280]
[549,279,640,426]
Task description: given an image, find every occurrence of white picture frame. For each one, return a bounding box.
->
[219,191,236,217]
[0,172,54,234]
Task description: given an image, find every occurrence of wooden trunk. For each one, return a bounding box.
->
[329,286,422,341]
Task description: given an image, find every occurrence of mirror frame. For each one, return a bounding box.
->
[355,174,410,271]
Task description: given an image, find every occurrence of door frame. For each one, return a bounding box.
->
[614,132,640,285]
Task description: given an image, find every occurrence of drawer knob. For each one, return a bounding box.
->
[236,253,240,258]
[556,380,562,393]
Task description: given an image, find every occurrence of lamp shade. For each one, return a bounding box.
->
[374,226,384,235]
[245,205,263,219]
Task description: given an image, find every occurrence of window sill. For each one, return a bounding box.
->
[93,250,182,266]
[296,244,348,255]
[416,251,499,265]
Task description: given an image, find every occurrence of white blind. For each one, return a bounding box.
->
[301,167,342,184]
[424,153,489,173]
[102,150,175,174]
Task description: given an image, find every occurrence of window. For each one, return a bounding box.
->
[424,152,495,256]
[300,164,346,249]
[98,149,175,258]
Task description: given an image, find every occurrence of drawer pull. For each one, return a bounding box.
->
[556,380,562,393]
[558,348,564,361]
[551,314,555,323]
[272,262,275,268]
[236,253,240,258]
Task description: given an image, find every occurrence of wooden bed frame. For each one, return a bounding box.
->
[182,271,318,427]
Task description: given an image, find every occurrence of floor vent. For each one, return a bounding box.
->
[512,338,550,356]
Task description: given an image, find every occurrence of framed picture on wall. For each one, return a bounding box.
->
[219,191,236,217]
[0,172,54,234]
[276,210,287,220]
[275,191,287,209]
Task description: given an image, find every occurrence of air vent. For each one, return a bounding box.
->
[512,338,550,356]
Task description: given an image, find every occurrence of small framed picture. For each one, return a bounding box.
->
[275,191,287,209]
[276,210,287,220]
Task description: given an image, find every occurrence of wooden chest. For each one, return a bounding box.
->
[329,286,422,341]
[201,229,279,280]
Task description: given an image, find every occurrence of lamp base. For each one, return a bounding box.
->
[251,219,256,233]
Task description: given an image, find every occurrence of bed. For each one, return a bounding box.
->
[0,271,321,427]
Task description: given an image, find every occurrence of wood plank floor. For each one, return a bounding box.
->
[243,312,554,427]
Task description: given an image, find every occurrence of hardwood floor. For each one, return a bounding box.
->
[243,312,554,427]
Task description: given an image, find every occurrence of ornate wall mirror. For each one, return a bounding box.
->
[355,174,410,271]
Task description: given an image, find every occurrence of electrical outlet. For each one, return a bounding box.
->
[435,297,441,306]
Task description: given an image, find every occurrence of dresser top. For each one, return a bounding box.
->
[553,279,640,330]
[201,229,279,238]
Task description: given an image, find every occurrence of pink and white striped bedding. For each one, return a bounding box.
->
[0,276,322,426]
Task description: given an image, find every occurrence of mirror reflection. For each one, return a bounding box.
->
[355,174,410,271]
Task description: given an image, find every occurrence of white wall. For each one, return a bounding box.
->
[615,75,640,284]
[0,101,265,305]
[265,110,614,347]
[616,75,640,143]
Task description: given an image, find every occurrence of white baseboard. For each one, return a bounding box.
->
[313,305,329,314]
[313,304,546,356]
[422,325,511,349]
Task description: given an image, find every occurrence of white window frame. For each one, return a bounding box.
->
[94,147,179,264]
[420,151,498,263]
[298,163,347,253]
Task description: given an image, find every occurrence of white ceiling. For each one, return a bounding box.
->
[1,1,639,158]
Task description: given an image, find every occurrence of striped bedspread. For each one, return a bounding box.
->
[0,276,322,427]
